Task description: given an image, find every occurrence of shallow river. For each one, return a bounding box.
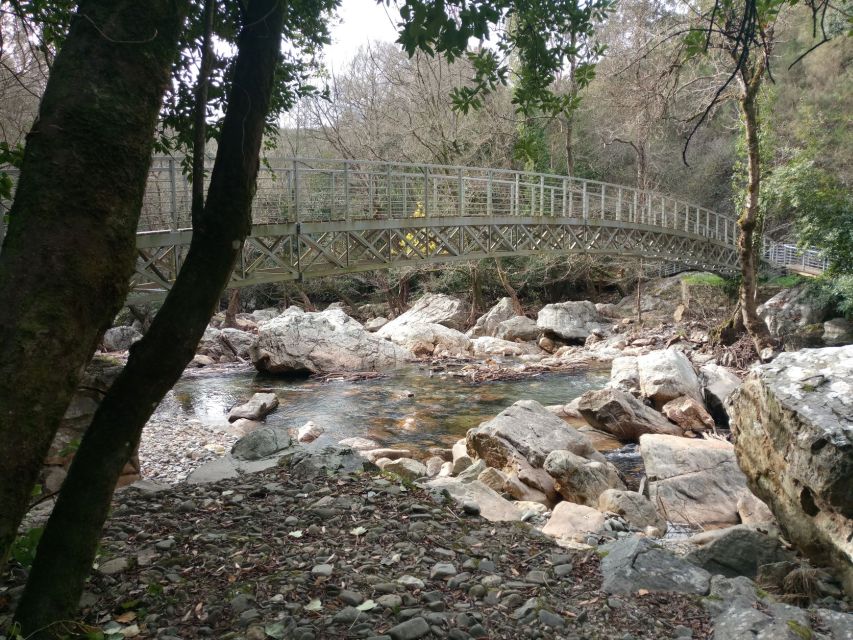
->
[153,364,643,481]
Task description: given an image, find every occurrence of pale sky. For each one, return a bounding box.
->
[323,0,401,72]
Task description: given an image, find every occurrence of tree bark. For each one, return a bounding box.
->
[0,0,185,566]
[737,81,775,357]
[494,258,524,315]
[13,1,286,634]
[191,0,215,223]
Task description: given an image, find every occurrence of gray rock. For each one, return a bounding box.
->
[383,458,428,481]
[251,308,411,374]
[685,525,794,579]
[283,445,377,479]
[219,328,256,359]
[824,317,853,346]
[98,557,130,575]
[387,617,430,640]
[758,284,831,340]
[364,316,388,332]
[427,478,522,522]
[385,293,469,330]
[608,356,640,397]
[729,346,853,596]
[600,537,711,595]
[541,502,606,542]
[640,433,752,528]
[597,489,666,534]
[700,363,741,426]
[471,336,540,357]
[543,449,625,506]
[494,315,541,342]
[378,321,472,357]
[228,392,279,422]
[102,326,143,352]
[467,297,517,338]
[468,399,604,469]
[537,301,607,341]
[231,427,292,461]
[429,563,457,579]
[577,387,683,441]
[637,348,703,408]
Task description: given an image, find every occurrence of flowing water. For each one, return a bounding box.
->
[154,364,643,480]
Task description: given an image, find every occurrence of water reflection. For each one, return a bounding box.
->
[154,365,609,450]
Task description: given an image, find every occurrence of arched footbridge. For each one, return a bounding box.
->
[132,157,757,304]
[1,157,823,304]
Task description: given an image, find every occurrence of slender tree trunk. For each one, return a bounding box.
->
[0,0,185,567]
[191,0,215,223]
[224,289,241,328]
[737,86,775,357]
[563,113,575,177]
[13,1,286,634]
[494,258,524,315]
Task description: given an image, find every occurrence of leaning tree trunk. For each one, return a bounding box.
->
[13,1,286,634]
[736,81,775,358]
[0,0,185,566]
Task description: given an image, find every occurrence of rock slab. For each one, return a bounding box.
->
[729,346,853,596]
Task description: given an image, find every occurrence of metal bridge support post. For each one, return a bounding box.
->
[562,178,567,217]
[423,168,429,217]
[514,173,519,216]
[539,175,545,217]
[487,171,493,216]
[292,159,300,224]
[387,164,392,218]
[616,188,622,222]
[582,181,588,221]
[600,184,606,219]
[169,157,178,231]
[343,161,350,223]
[458,168,465,217]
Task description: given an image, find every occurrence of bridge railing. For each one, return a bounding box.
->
[763,241,828,274]
[138,157,739,245]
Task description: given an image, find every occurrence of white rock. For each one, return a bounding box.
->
[297,421,324,443]
[637,348,703,408]
[542,502,607,542]
[537,301,607,341]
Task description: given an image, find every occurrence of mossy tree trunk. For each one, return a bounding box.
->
[0,0,185,567]
[735,65,775,358]
[13,1,287,635]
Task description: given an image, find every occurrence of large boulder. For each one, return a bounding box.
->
[541,502,607,543]
[543,450,625,506]
[467,399,605,469]
[251,308,410,374]
[102,326,143,352]
[380,293,469,332]
[661,396,714,433]
[378,321,471,357]
[757,284,831,340]
[600,537,711,595]
[823,317,853,346]
[219,328,256,359]
[494,315,541,342]
[684,526,795,580]
[227,392,279,422]
[700,363,741,426]
[231,427,292,461]
[728,346,853,596]
[577,388,683,441]
[640,434,754,528]
[427,477,522,522]
[608,356,640,397]
[637,348,703,408]
[598,489,666,534]
[467,297,517,338]
[536,301,607,342]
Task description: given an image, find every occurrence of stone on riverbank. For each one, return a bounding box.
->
[467,297,517,338]
[495,315,541,341]
[700,362,741,425]
[251,307,410,374]
[640,434,753,528]
[378,321,471,357]
[228,392,279,422]
[637,348,703,408]
[577,388,683,441]
[728,345,853,596]
[600,537,711,595]
[541,501,607,543]
[608,356,640,396]
[661,396,714,433]
[537,301,607,342]
[597,489,666,534]
[684,525,794,580]
[231,426,292,461]
[380,292,469,331]
[102,326,142,352]
[543,450,625,506]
